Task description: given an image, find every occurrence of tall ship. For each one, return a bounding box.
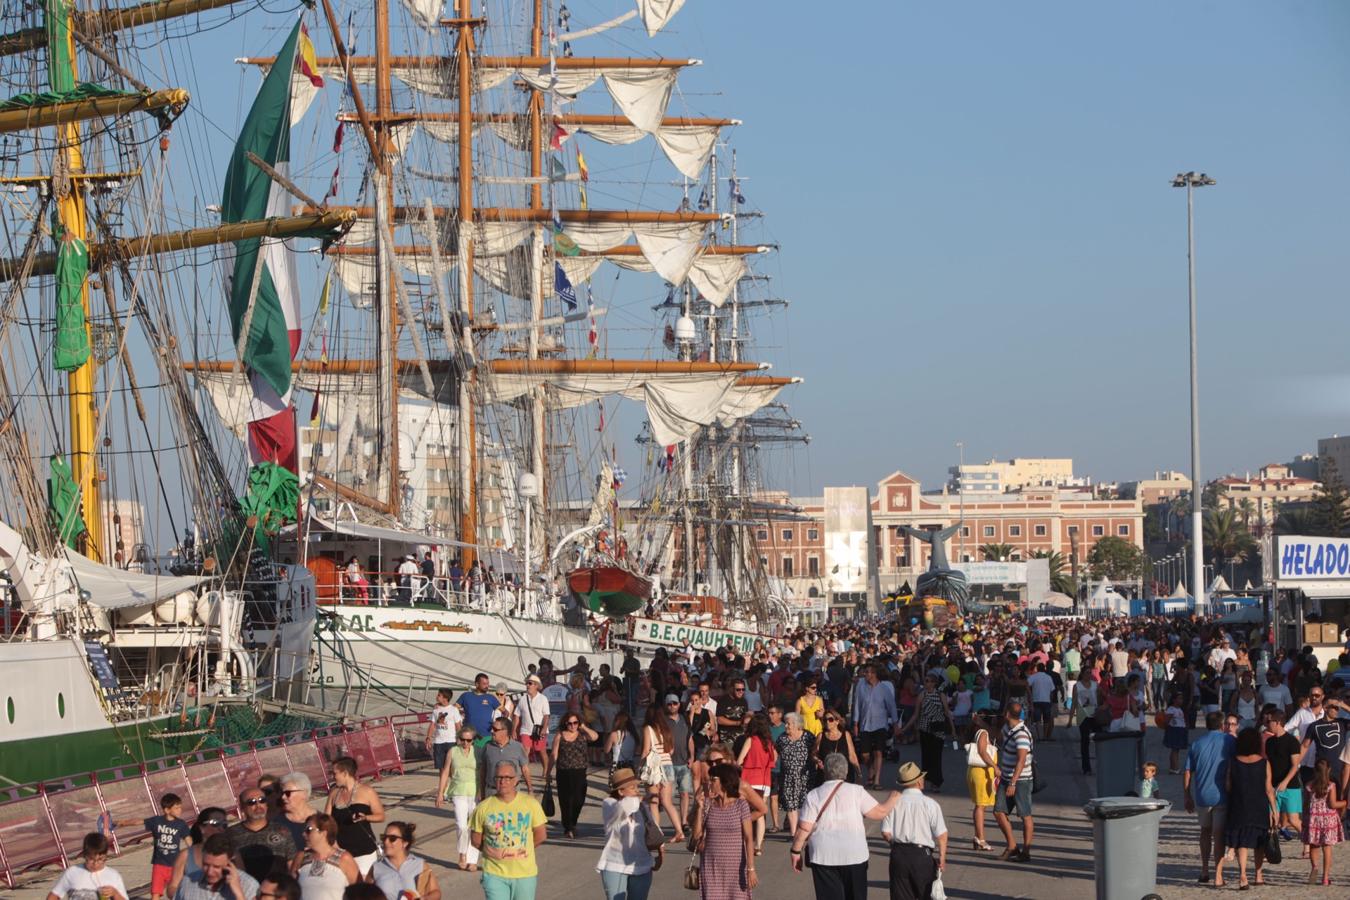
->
[0,0,332,786]
[188,0,813,689]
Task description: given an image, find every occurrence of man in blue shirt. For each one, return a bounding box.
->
[1184,711,1236,886]
[461,672,500,747]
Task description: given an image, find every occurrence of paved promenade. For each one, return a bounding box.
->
[13,724,1348,899]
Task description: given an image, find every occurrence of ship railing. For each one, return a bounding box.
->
[0,713,430,888]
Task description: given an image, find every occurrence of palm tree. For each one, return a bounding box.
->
[1031,550,1075,596]
[979,543,1015,562]
[1169,494,1191,538]
[1238,498,1256,529]
[1275,507,1318,536]
[1203,508,1256,568]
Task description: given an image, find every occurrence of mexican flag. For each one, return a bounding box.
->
[219,18,322,473]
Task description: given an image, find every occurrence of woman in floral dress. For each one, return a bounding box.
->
[693,763,757,900]
[775,713,814,835]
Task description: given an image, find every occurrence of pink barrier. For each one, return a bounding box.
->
[0,715,416,888]
[282,739,330,794]
[221,747,263,799]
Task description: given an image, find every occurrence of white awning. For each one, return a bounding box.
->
[302,515,474,549]
[65,553,208,610]
[1284,580,1350,599]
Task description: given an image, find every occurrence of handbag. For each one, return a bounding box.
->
[683,852,701,891]
[1264,827,1283,865]
[541,780,556,817]
[640,802,665,851]
[803,780,845,866]
[930,868,948,900]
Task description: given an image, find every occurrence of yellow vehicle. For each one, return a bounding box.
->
[898,596,958,631]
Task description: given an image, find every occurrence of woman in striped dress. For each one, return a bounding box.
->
[693,763,757,900]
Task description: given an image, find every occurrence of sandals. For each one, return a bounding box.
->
[972,839,993,851]
[999,847,1019,861]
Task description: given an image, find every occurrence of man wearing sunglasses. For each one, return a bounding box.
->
[227,788,295,883]
[470,762,547,900]
[481,720,532,799]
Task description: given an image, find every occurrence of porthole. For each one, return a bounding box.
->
[58,692,66,718]
[5,696,13,724]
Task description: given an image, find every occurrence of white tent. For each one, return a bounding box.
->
[1169,581,1190,599]
[1041,591,1074,610]
[1208,574,1231,594]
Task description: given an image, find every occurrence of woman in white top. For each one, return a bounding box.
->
[1072,669,1099,726]
[597,767,662,900]
[289,813,358,900]
[48,833,127,900]
[639,701,685,842]
[787,754,899,887]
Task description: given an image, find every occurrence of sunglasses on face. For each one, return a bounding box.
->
[305,825,320,834]
[281,789,303,797]
[243,797,268,806]
[381,833,405,843]
[201,819,227,828]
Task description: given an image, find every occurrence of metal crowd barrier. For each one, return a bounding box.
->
[0,713,429,888]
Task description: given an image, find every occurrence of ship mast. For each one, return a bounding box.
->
[450,0,479,568]
[47,0,101,560]
[374,0,400,518]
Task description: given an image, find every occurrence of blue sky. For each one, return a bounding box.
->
[174,0,1350,502]
[667,0,1350,492]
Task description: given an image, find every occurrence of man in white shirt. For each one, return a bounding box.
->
[1108,641,1130,679]
[789,753,900,899]
[1208,638,1236,673]
[1286,687,1325,773]
[396,555,418,606]
[880,762,948,900]
[514,674,554,785]
[425,688,463,772]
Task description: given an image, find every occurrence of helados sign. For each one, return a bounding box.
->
[630,617,768,655]
[1276,535,1350,581]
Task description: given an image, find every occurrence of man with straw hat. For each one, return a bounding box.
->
[880,762,948,900]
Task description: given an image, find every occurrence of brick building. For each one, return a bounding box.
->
[755,470,1144,616]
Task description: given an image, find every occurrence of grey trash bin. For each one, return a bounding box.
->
[1083,797,1171,900]
[1091,729,1144,797]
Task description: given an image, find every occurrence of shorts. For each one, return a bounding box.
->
[857,728,890,755]
[482,872,538,900]
[993,779,1033,818]
[352,850,379,878]
[151,863,174,897]
[671,764,693,795]
[1033,702,1053,723]
[1276,788,1302,814]
[433,741,452,771]
[521,734,548,757]
[1195,805,1227,834]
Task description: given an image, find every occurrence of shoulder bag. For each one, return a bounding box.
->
[640,801,665,852]
[803,780,845,867]
[683,852,701,891]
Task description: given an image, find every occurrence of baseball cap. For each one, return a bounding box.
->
[664,693,681,704]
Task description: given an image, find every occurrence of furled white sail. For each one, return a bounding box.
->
[636,0,689,36]
[630,222,706,284]
[486,371,742,446]
[399,0,446,29]
[687,255,747,307]
[601,68,678,132]
[653,125,719,179]
[716,381,790,425]
[517,67,603,97]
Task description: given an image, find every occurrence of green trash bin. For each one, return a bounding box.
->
[1083,797,1171,900]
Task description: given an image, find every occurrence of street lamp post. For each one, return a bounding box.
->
[1172,171,1215,613]
[518,472,539,601]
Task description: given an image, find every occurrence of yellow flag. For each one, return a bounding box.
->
[318,271,331,314]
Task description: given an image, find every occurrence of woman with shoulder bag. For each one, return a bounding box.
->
[599,768,663,900]
[691,763,757,900]
[965,710,999,851]
[553,712,599,839]
[640,701,685,842]
[1075,670,1104,775]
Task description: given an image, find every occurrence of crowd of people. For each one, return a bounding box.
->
[46,611,1350,900]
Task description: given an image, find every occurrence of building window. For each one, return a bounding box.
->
[961,526,970,537]
[1117,524,1130,536]
[982,526,995,537]
[894,555,907,568]
[807,557,819,576]
[808,528,819,541]
[1068,525,1079,536]
[782,557,794,577]
[756,529,768,541]
[781,529,794,542]
[1092,525,1104,536]
[1034,524,1047,536]
[1009,525,1022,536]
[808,586,820,598]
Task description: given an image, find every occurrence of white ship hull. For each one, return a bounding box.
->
[311,604,616,691]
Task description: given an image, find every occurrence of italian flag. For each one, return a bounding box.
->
[219,18,322,473]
